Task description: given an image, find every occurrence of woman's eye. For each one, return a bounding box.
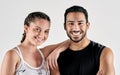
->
[34,28,41,32]
[45,30,49,34]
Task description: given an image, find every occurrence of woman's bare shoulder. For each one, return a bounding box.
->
[4,47,20,62]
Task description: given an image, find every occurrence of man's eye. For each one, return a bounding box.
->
[78,22,84,25]
[69,22,74,25]
[78,23,82,25]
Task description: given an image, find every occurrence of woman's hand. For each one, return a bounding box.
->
[46,39,70,70]
[97,70,103,75]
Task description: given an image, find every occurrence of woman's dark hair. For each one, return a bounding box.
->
[21,11,50,43]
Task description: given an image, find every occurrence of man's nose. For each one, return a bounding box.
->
[73,24,80,31]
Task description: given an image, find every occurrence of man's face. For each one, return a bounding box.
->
[65,12,90,43]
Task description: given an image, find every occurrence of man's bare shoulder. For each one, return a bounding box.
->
[99,47,115,75]
[101,47,114,59]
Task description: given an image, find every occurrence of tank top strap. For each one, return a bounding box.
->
[15,46,24,61]
[38,49,45,63]
[38,49,50,74]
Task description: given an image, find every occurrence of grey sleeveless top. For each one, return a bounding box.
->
[15,47,49,75]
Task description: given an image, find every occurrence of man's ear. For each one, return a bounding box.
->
[64,23,66,30]
[86,22,90,29]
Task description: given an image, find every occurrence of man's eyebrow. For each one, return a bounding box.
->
[67,20,84,22]
[78,20,85,22]
[67,21,74,22]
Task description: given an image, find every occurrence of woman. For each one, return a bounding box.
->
[1,11,68,75]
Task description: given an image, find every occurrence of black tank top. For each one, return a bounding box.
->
[58,40,105,75]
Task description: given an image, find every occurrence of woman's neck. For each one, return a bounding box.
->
[19,41,37,53]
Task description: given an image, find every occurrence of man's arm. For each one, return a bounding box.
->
[98,47,115,75]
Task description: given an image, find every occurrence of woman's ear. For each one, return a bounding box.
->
[24,25,29,33]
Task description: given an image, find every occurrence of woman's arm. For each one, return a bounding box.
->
[50,67,60,75]
[41,39,70,58]
[1,49,19,75]
[41,39,70,69]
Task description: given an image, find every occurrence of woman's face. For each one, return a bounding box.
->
[24,18,50,46]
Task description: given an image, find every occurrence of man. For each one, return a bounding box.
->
[47,5,115,75]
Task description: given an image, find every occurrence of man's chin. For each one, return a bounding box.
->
[73,40,81,43]
[71,38,82,43]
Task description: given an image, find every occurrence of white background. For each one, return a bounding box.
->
[0,0,120,74]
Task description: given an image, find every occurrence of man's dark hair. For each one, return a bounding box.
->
[64,5,88,24]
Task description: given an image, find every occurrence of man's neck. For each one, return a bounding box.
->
[69,38,90,51]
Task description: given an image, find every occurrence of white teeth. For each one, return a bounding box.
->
[35,37,42,42]
[72,32,80,35]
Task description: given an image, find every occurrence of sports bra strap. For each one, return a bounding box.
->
[15,46,24,61]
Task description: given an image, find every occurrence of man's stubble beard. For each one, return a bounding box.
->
[66,31,87,43]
